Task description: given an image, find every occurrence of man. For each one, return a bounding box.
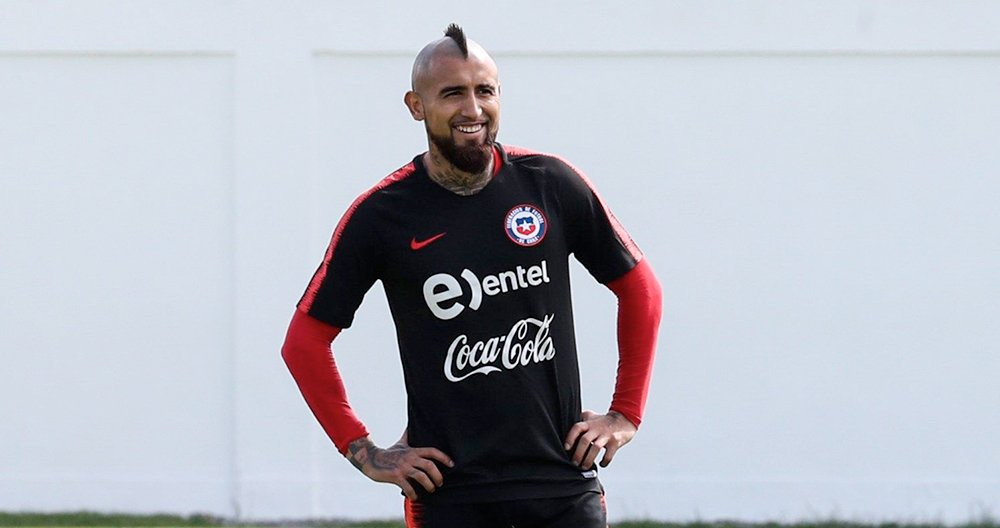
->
[282,24,662,527]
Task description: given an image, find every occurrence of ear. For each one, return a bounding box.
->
[403,91,424,121]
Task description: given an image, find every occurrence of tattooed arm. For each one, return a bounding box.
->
[346,434,454,500]
[282,311,454,497]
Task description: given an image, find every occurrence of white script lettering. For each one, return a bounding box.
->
[443,314,556,382]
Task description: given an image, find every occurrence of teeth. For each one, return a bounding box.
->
[456,124,484,133]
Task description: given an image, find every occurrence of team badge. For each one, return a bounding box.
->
[505,204,547,246]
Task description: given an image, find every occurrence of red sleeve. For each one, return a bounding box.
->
[606,258,663,428]
[281,308,369,455]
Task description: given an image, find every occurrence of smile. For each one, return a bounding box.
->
[454,123,485,134]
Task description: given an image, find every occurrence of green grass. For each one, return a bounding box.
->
[0,514,997,528]
[0,512,220,527]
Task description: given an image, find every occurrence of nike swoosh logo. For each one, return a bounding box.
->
[410,232,446,250]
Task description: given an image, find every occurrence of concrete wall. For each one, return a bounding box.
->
[1,1,998,522]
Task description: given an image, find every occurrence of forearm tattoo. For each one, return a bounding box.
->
[347,437,374,472]
[346,437,409,473]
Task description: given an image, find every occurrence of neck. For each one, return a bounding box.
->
[424,148,494,196]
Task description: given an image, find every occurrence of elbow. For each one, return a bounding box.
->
[610,259,663,318]
[280,339,294,366]
[649,272,664,319]
[280,335,301,374]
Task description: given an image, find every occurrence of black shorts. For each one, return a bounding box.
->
[404,490,607,528]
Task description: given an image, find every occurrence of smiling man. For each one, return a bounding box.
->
[405,27,500,192]
[282,24,663,527]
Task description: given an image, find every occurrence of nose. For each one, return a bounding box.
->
[460,93,482,119]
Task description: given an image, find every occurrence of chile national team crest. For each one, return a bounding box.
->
[505,204,547,246]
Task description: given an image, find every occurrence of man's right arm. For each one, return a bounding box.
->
[281,308,367,451]
[281,309,453,498]
[346,434,454,499]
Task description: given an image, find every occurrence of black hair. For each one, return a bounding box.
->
[445,23,469,58]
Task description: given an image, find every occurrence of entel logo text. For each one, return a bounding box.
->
[423,260,551,320]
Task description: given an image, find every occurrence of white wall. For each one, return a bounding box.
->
[1,1,998,523]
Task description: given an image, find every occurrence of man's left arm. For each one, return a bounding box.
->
[564,258,662,469]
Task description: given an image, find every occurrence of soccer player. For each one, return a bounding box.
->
[282,24,662,527]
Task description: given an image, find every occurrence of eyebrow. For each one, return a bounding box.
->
[438,85,466,95]
[438,83,496,96]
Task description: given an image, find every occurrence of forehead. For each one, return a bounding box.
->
[421,53,498,91]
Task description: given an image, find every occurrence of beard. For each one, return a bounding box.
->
[427,123,496,174]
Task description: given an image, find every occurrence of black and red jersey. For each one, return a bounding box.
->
[298,144,642,504]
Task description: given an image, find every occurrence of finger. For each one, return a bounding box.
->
[415,447,455,468]
[405,468,437,494]
[599,442,621,468]
[414,457,445,487]
[564,422,589,450]
[572,434,597,465]
[398,478,418,500]
[581,440,605,470]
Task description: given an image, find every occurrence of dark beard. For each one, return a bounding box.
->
[427,125,495,174]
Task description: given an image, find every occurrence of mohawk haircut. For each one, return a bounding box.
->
[444,23,469,58]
